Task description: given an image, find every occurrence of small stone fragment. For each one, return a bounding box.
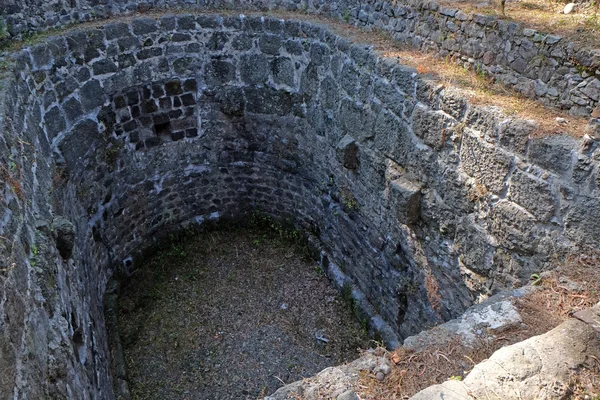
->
[337,390,359,400]
[376,371,385,381]
[564,3,577,14]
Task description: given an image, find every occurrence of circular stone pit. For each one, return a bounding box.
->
[1,8,600,400]
[117,228,370,399]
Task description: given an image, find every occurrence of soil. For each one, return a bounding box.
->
[117,228,372,400]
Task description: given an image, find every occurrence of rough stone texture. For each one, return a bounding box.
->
[0,12,599,400]
[411,315,600,399]
[265,352,393,400]
[402,288,529,352]
[2,0,599,117]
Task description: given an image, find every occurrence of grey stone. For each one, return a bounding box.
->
[205,58,236,85]
[244,86,294,116]
[337,390,359,400]
[565,196,600,246]
[454,216,495,276]
[411,105,454,149]
[79,79,106,111]
[489,201,538,253]
[390,176,421,225]
[240,54,269,84]
[271,57,295,88]
[104,22,131,40]
[336,135,360,170]
[216,86,245,116]
[528,135,577,176]
[460,132,513,194]
[131,18,158,35]
[3,10,600,400]
[259,34,282,55]
[498,119,535,155]
[508,170,556,222]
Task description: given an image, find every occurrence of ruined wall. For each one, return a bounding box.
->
[1,12,600,400]
[347,1,600,117]
[1,0,599,117]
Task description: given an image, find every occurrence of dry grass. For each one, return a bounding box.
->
[531,249,600,318]
[0,163,23,200]
[284,15,591,138]
[373,42,590,138]
[424,272,442,313]
[354,248,600,399]
[437,0,600,49]
[355,306,562,399]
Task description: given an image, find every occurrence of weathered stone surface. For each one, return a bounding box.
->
[411,104,455,149]
[564,195,600,246]
[489,201,538,253]
[460,131,513,194]
[498,119,535,155]
[403,291,526,352]
[454,216,496,276]
[508,170,556,222]
[336,135,360,170]
[411,317,600,400]
[2,11,600,400]
[266,352,393,400]
[528,135,577,176]
[389,176,422,225]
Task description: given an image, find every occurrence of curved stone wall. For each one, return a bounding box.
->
[2,0,599,117]
[1,12,600,399]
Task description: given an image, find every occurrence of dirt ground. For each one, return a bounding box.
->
[117,227,371,400]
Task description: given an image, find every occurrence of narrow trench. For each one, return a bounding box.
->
[116,227,372,399]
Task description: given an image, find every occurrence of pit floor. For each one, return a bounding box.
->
[118,227,371,399]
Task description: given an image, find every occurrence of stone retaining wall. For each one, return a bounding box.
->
[348,1,600,117]
[1,12,600,399]
[2,0,600,117]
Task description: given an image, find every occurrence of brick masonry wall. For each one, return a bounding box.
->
[1,0,600,117]
[1,12,600,399]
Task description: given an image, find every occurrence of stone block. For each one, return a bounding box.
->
[508,170,556,222]
[104,22,131,40]
[240,54,269,85]
[460,132,513,194]
[320,76,340,110]
[131,18,158,35]
[336,135,360,170]
[216,86,245,116]
[528,135,577,176]
[374,110,413,164]
[439,89,467,120]
[205,58,236,86]
[498,119,535,155]
[207,32,229,51]
[454,216,496,276]
[565,196,600,246]
[259,34,282,55]
[80,79,105,111]
[59,119,100,169]
[389,175,422,225]
[340,98,375,142]
[411,104,455,149]
[271,57,295,88]
[489,201,538,253]
[244,87,295,116]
